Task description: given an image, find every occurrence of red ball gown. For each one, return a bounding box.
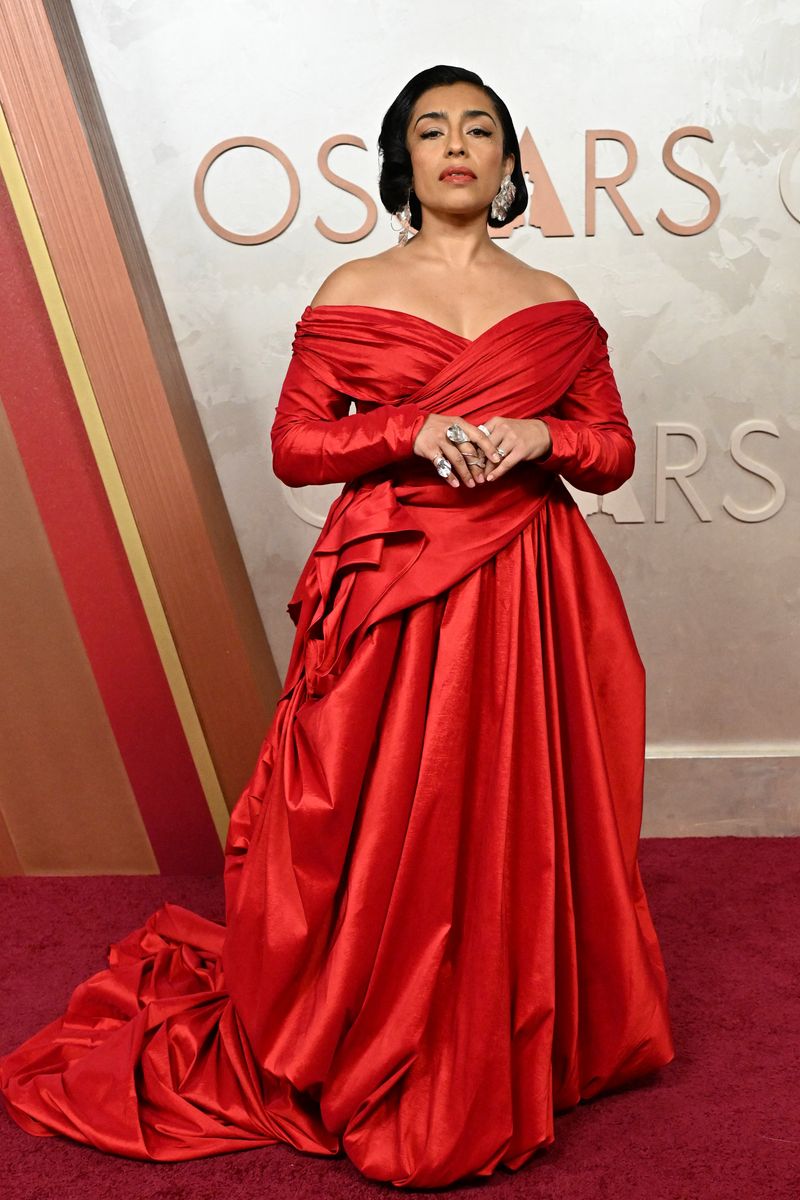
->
[0,299,675,1188]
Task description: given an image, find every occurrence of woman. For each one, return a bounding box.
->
[0,64,675,1188]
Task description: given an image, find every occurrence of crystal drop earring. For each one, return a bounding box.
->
[391,186,416,245]
[490,173,516,221]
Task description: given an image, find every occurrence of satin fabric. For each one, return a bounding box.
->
[0,299,675,1189]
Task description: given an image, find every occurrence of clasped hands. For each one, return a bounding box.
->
[413,412,553,487]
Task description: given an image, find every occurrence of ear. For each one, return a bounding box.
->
[503,152,515,177]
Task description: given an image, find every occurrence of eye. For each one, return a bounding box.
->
[420,129,442,139]
[469,128,492,137]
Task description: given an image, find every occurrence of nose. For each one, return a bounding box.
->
[445,130,466,156]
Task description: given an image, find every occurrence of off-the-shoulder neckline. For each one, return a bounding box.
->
[301,298,593,345]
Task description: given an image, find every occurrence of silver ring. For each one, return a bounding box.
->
[433,454,452,478]
[498,447,508,457]
[477,423,491,436]
[446,423,470,445]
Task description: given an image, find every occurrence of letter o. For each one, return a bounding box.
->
[194,137,300,244]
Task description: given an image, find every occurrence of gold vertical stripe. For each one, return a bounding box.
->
[0,102,229,848]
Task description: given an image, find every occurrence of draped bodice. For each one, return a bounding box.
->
[292,299,603,410]
[280,300,609,700]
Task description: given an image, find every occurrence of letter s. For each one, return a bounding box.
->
[724,420,785,522]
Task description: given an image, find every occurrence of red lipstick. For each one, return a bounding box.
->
[439,166,476,181]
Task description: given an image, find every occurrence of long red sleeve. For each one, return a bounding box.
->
[270,353,428,487]
[534,328,635,494]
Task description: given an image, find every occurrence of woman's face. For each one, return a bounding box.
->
[404,82,515,223]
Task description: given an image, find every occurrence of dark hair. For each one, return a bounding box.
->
[377,64,527,232]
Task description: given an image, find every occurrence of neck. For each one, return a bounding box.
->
[404,207,502,269]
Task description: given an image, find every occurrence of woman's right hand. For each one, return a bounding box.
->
[412,413,502,488]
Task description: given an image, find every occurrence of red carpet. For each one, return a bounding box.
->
[1,836,797,1198]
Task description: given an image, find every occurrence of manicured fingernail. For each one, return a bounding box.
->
[492,453,501,461]
[467,478,475,487]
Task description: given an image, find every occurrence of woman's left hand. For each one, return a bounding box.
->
[479,416,553,481]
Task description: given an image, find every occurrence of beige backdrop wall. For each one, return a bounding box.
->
[70,0,800,834]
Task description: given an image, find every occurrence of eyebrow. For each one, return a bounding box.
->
[413,108,497,128]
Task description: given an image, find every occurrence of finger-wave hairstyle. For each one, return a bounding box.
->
[377,64,528,232]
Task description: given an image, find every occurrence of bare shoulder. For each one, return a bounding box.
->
[519,264,580,304]
[309,250,400,309]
